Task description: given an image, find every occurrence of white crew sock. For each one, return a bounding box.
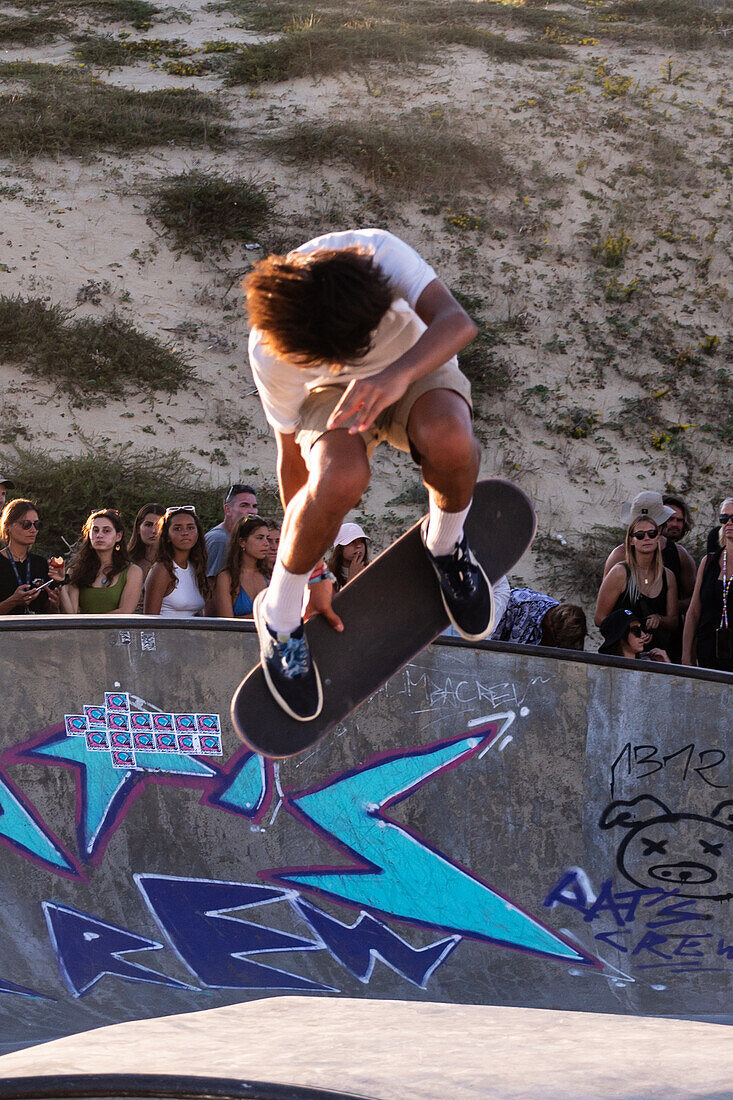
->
[425,500,472,557]
[262,559,311,636]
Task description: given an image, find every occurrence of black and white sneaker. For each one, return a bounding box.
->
[422,523,495,641]
[253,592,323,721]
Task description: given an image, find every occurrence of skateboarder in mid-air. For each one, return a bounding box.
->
[244,228,495,722]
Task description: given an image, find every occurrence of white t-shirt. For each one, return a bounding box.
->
[249,228,444,434]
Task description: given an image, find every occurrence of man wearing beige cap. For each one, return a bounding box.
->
[603,490,696,660]
[0,475,15,509]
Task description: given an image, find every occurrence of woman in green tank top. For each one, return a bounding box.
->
[60,509,143,615]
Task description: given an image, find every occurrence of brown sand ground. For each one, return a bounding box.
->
[0,1,731,603]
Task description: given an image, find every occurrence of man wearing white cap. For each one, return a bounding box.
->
[0,475,15,509]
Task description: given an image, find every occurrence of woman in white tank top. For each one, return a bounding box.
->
[143,507,208,617]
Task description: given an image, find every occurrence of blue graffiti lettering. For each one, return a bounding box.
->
[135,874,335,992]
[593,929,632,952]
[293,898,459,987]
[205,750,269,818]
[631,930,672,959]
[43,902,192,997]
[24,729,216,861]
[274,727,591,964]
[716,939,733,960]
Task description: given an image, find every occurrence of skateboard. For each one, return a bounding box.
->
[231,479,536,759]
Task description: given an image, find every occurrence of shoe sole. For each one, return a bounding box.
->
[422,522,496,642]
[253,591,323,722]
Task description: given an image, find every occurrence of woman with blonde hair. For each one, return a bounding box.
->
[595,514,678,654]
[682,497,733,672]
[144,507,209,617]
[215,516,269,618]
[60,509,142,614]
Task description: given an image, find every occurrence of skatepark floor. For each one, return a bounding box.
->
[0,998,729,1100]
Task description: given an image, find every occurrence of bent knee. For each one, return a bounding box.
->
[309,438,370,512]
[411,414,478,469]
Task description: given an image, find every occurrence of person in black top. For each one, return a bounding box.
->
[596,515,679,654]
[604,491,694,660]
[683,497,733,672]
[0,499,65,614]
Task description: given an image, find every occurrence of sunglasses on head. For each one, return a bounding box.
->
[632,529,659,541]
[719,513,733,525]
[226,484,253,503]
[18,519,40,530]
[164,506,197,519]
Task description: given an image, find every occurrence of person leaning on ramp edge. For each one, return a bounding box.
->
[244,228,495,722]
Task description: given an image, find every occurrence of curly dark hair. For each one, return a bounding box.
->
[244,247,394,367]
[127,502,165,562]
[155,508,210,600]
[68,509,130,589]
[222,516,270,600]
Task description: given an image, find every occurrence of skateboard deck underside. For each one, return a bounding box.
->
[231,479,536,758]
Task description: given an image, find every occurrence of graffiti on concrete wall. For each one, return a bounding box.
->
[0,677,602,1001]
[0,667,729,1010]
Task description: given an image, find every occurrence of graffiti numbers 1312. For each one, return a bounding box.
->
[610,743,728,797]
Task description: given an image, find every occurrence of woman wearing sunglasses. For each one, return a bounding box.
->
[599,608,670,662]
[144,507,209,617]
[60,509,143,614]
[595,515,678,655]
[682,498,733,672]
[0,499,65,614]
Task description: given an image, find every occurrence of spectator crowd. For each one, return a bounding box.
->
[0,472,731,675]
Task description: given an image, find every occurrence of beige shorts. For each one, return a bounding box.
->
[295,361,473,462]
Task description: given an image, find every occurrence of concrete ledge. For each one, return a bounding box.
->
[0,998,729,1100]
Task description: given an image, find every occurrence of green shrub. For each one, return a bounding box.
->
[0,296,193,406]
[0,62,227,156]
[148,170,271,251]
[1,443,283,555]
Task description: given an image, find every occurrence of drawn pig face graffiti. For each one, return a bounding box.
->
[599,796,733,900]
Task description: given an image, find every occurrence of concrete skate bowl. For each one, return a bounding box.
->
[0,616,729,1055]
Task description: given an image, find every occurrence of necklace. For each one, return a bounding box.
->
[721,549,732,630]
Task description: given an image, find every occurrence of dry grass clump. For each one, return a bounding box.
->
[224,24,421,85]
[0,297,193,406]
[0,62,228,156]
[260,116,513,193]
[224,18,566,85]
[148,170,272,251]
[4,0,160,29]
[429,23,566,60]
[0,14,69,42]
